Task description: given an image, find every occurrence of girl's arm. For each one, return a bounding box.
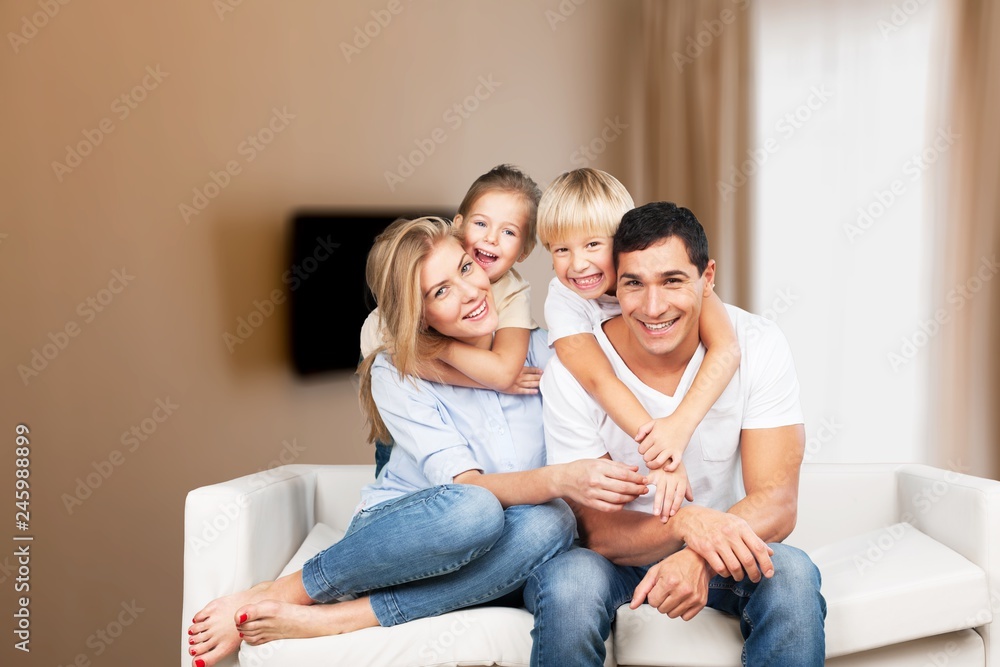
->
[637,291,741,469]
[419,327,533,392]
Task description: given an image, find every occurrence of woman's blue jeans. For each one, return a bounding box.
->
[523,543,826,667]
[300,484,576,627]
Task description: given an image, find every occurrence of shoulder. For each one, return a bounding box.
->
[724,304,793,356]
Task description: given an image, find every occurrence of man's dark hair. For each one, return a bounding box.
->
[613,202,709,275]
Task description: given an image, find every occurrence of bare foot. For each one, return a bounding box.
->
[188,582,275,667]
[237,598,379,645]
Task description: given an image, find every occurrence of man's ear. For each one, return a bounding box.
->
[702,259,717,297]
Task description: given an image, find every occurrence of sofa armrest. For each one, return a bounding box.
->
[896,463,1000,664]
[181,465,327,667]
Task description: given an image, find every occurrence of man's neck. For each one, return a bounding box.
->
[602,317,701,396]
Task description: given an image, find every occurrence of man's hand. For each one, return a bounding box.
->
[634,415,693,471]
[673,505,775,582]
[646,462,694,521]
[630,548,712,620]
[553,459,648,512]
[500,366,543,395]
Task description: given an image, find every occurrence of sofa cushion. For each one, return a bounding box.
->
[614,523,990,666]
[241,521,614,667]
[812,522,990,657]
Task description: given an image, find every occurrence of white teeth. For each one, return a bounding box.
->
[465,301,487,318]
[644,319,677,331]
[477,249,497,260]
[573,275,601,287]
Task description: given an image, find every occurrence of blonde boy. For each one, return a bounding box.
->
[537,168,741,518]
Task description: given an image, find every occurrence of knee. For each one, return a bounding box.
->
[528,548,614,613]
[519,499,577,552]
[764,544,826,619]
[436,484,505,549]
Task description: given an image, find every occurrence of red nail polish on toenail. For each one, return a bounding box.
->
[190,648,196,655]
[239,613,248,624]
[189,638,195,644]
[188,629,194,635]
[196,661,206,667]
[239,633,244,638]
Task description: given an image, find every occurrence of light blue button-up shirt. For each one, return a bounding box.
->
[358,328,553,512]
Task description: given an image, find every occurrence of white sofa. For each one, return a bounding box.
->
[182,463,1000,666]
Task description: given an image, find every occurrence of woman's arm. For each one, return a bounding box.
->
[453,458,648,510]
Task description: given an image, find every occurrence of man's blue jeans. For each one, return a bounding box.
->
[301,484,575,627]
[523,543,826,667]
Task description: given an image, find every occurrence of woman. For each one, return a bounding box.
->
[186,217,647,667]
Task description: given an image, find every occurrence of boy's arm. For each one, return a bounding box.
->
[554,333,652,438]
[637,291,741,469]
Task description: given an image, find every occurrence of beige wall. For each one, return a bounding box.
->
[0,1,641,664]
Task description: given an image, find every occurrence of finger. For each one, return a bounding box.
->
[630,571,656,609]
[732,541,763,583]
[679,599,707,621]
[602,464,647,485]
[663,456,680,472]
[653,483,665,518]
[635,421,654,443]
[748,539,775,579]
[718,549,744,581]
[685,486,694,502]
[668,484,685,517]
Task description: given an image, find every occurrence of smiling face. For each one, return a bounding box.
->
[456,190,530,282]
[419,236,498,345]
[616,236,715,359]
[550,233,617,299]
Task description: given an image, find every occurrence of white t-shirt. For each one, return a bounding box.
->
[543,277,621,346]
[541,304,804,514]
[360,269,537,359]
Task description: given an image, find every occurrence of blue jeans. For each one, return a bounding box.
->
[301,484,575,627]
[523,543,826,667]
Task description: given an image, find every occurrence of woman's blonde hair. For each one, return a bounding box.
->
[357,216,461,443]
[536,168,635,250]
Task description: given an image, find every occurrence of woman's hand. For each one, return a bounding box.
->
[553,459,648,512]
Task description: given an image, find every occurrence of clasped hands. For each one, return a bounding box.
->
[630,506,775,620]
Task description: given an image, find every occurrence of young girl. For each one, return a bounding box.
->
[186,217,647,667]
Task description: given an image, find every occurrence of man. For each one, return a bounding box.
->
[525,202,826,666]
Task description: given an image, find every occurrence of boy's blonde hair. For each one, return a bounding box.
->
[536,168,635,250]
[357,216,460,443]
[457,164,542,260]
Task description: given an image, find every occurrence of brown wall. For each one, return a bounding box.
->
[0,1,641,664]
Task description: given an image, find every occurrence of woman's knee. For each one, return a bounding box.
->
[508,499,577,553]
[426,484,505,551]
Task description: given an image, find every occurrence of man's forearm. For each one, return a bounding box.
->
[725,486,798,544]
[575,504,685,566]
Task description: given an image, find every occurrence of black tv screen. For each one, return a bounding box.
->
[288,210,449,375]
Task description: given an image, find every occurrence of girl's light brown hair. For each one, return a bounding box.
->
[357,216,461,443]
[457,164,542,259]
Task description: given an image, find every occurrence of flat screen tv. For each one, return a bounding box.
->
[288,210,449,375]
